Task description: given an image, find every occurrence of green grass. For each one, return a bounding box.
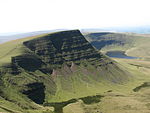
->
[63,58,150,113]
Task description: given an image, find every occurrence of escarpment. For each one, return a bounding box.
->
[21,30,111,71]
[0,30,131,105]
[8,30,130,80]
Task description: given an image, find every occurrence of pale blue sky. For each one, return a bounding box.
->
[0,0,150,34]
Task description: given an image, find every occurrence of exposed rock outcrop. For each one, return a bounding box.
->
[21,30,111,72]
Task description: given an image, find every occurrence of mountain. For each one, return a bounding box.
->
[0,30,131,112]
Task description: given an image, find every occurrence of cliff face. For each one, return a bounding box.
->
[23,30,107,66]
[11,30,112,75]
[10,30,130,79]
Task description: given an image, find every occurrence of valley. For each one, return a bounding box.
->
[0,30,150,113]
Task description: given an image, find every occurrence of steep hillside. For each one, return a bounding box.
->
[0,30,131,112]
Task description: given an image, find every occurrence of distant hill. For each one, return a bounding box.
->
[85,32,150,59]
[0,29,66,44]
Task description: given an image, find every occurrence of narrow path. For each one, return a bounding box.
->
[0,47,17,59]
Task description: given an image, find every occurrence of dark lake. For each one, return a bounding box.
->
[106,51,138,59]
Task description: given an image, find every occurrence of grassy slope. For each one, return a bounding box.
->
[63,58,150,113]
[0,33,56,113]
[0,33,51,66]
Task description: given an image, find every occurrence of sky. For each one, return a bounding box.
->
[0,0,150,34]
